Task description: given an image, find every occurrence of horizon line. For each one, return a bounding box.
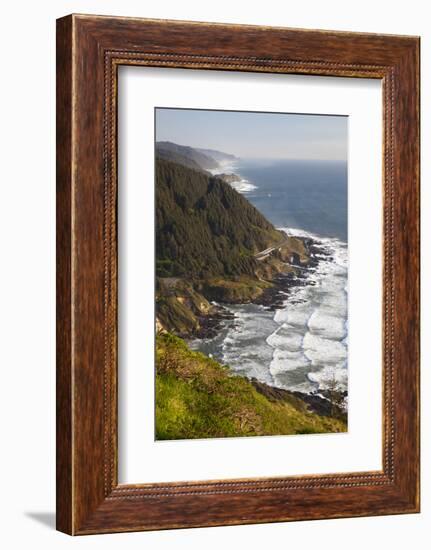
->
[156,140,347,163]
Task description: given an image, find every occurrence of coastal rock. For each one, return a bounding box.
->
[250,378,346,421]
[215,173,242,184]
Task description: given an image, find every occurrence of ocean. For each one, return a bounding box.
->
[225,158,347,242]
[190,159,348,395]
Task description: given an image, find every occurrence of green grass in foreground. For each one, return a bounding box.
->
[155,333,347,440]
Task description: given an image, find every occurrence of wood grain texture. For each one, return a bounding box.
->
[56,14,420,535]
[56,16,73,535]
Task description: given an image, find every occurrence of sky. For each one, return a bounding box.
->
[155,108,347,161]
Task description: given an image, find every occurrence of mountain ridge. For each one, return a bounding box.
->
[195,146,238,163]
[156,157,285,280]
[155,157,311,337]
[156,141,219,171]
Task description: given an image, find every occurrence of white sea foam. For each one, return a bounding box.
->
[303,333,347,366]
[267,327,304,352]
[191,226,348,395]
[273,301,313,327]
[209,162,258,194]
[308,365,348,389]
[218,305,279,385]
[229,179,258,193]
[226,228,347,393]
[307,309,347,340]
[267,228,348,392]
[270,349,310,375]
[207,161,237,176]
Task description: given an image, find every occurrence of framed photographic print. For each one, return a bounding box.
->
[56,14,420,535]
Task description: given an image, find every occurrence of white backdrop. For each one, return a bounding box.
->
[0,0,428,548]
[118,67,382,483]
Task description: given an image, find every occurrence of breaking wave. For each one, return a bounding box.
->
[190,228,348,396]
[210,163,258,194]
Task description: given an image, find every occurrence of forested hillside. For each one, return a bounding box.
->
[156,158,285,279]
[156,147,204,172]
[156,141,219,170]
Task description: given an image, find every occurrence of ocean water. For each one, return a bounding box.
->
[217,158,347,241]
[192,159,348,395]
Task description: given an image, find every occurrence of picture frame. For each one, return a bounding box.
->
[56,14,420,535]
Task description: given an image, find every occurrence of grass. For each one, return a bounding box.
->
[155,333,347,440]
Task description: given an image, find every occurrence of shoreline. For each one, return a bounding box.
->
[156,159,348,407]
[191,232,326,339]
[250,378,347,422]
[188,231,348,410]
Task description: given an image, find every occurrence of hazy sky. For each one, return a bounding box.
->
[156,108,347,161]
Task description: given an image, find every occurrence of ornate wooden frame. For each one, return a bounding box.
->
[56,14,420,535]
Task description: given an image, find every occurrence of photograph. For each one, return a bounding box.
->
[155,107,348,440]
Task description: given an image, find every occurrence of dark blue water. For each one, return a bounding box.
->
[235,159,348,242]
